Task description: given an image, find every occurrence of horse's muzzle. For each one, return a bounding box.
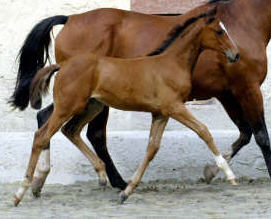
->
[226,51,240,63]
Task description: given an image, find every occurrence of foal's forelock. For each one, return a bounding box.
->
[219,21,237,49]
[219,21,229,36]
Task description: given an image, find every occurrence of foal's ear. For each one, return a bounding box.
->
[206,6,217,17]
[206,17,216,24]
[204,6,217,24]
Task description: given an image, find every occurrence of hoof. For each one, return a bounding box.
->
[99,178,107,188]
[32,188,41,198]
[228,179,238,186]
[31,178,44,198]
[203,164,219,184]
[118,191,128,204]
[13,195,21,207]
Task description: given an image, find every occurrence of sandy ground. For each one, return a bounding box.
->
[0,178,271,219]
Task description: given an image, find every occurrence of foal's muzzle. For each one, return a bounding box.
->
[226,50,240,63]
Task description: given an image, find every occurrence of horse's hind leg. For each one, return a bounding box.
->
[14,108,69,206]
[86,106,127,190]
[168,103,237,185]
[61,99,107,187]
[31,103,54,197]
[119,114,168,203]
[204,93,252,183]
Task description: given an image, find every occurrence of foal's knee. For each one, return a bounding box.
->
[61,124,80,143]
[197,124,213,144]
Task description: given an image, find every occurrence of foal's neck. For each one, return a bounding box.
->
[164,23,203,73]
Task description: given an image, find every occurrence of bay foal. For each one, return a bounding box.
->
[14,10,239,205]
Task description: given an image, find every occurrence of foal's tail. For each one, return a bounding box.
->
[29,64,60,109]
[9,15,68,110]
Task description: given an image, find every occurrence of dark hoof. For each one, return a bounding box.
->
[111,179,128,190]
[31,179,43,198]
[32,188,41,198]
[13,195,20,207]
[99,178,107,188]
[118,191,128,204]
[203,164,219,184]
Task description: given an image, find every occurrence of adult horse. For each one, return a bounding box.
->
[9,0,271,195]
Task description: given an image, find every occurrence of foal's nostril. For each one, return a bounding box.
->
[234,53,240,62]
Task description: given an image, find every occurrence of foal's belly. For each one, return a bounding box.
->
[91,89,162,113]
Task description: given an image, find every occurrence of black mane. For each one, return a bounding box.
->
[148,8,216,56]
[209,0,231,3]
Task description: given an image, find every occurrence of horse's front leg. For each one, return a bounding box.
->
[32,103,54,197]
[86,106,127,190]
[119,114,168,203]
[232,84,271,177]
[236,85,271,177]
[203,93,252,183]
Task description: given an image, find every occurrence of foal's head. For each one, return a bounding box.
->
[200,16,240,63]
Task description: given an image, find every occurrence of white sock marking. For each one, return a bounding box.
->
[214,154,235,180]
[34,150,50,178]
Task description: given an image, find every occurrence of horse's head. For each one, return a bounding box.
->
[200,16,240,63]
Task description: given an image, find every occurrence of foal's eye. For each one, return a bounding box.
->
[216,29,223,35]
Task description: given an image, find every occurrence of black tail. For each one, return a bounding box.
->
[9,15,68,110]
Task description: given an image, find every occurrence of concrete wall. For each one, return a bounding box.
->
[1,0,271,184]
[0,0,130,132]
[131,0,207,13]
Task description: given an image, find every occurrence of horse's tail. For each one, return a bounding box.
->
[9,15,68,110]
[30,64,60,109]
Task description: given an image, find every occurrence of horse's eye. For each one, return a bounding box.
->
[216,29,223,35]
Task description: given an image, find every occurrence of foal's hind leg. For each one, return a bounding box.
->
[14,109,69,206]
[204,94,252,183]
[119,114,168,203]
[32,103,54,197]
[168,103,237,185]
[61,99,107,187]
[32,103,126,194]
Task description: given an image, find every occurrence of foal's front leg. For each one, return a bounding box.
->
[169,103,237,185]
[119,114,168,203]
[61,99,107,187]
[203,94,252,183]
